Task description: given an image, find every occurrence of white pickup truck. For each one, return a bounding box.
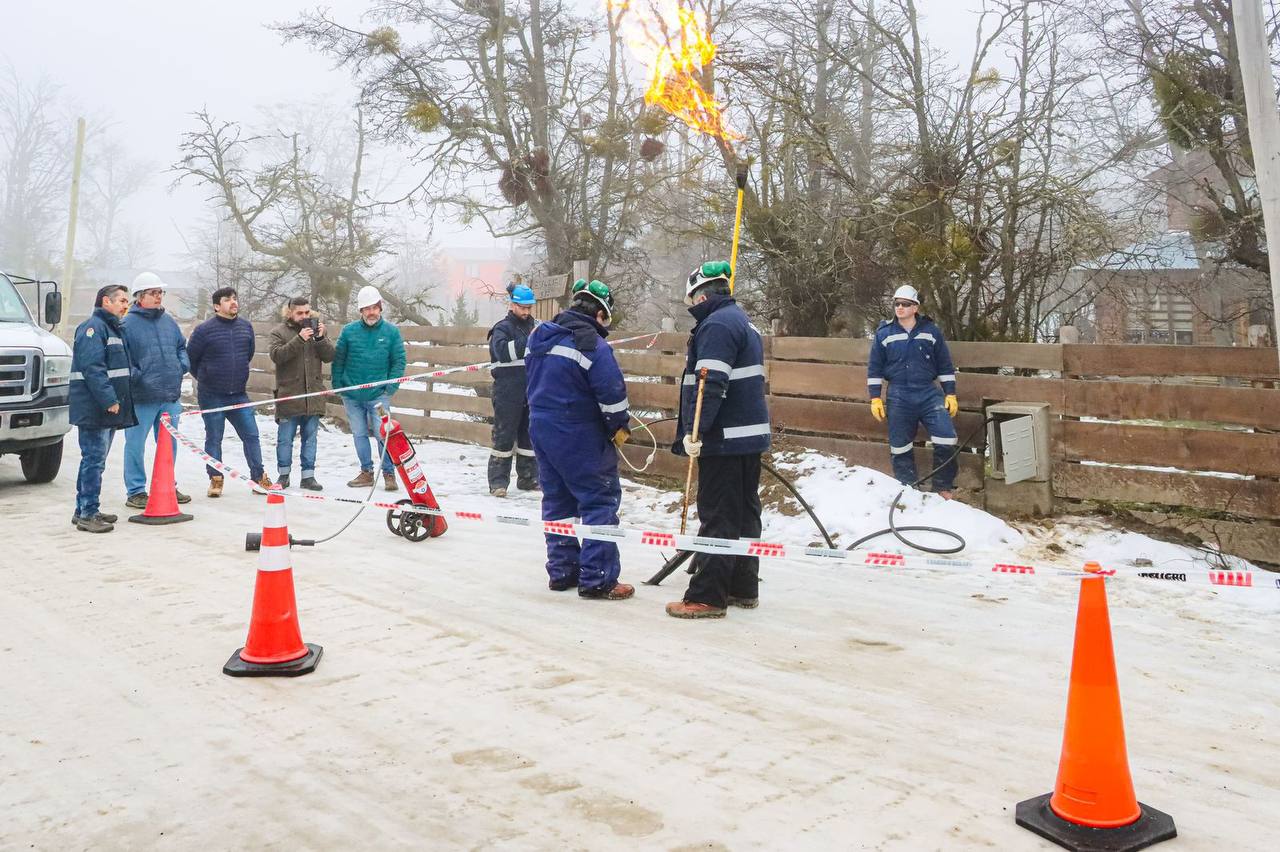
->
[0,272,72,482]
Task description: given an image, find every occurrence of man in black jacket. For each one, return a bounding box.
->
[69,285,137,532]
[187,287,270,496]
[486,284,539,496]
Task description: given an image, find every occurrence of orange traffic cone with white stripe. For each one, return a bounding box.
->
[128,419,192,525]
[223,489,322,677]
[1016,575,1175,851]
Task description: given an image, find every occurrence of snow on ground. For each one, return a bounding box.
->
[1,414,1276,849]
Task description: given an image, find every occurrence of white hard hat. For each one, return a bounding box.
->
[893,285,919,304]
[356,285,383,309]
[131,271,166,295]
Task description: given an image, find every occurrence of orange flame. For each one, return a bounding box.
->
[610,1,741,143]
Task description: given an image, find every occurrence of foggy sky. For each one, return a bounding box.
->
[3,0,984,272]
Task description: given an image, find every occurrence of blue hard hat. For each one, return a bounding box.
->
[510,284,536,305]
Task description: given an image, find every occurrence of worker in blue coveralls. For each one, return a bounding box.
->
[867,285,960,499]
[525,279,634,600]
[486,283,539,497]
[666,260,771,620]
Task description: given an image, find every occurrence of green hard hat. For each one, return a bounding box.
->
[572,278,613,322]
[686,260,732,299]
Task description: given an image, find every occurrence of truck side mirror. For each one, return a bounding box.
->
[44,290,62,326]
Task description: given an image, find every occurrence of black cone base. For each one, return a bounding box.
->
[1016,793,1176,852]
[223,643,323,677]
[129,511,193,525]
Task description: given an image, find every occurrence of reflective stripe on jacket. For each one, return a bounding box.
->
[674,294,770,457]
[526,309,628,434]
[70,307,138,429]
[867,315,956,397]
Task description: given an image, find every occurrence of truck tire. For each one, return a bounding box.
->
[20,439,63,484]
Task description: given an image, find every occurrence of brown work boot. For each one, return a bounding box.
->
[347,470,375,488]
[383,472,398,491]
[207,476,224,498]
[579,581,635,600]
[666,600,727,619]
[256,474,274,492]
[727,596,759,609]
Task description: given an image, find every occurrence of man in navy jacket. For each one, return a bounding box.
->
[121,273,190,508]
[486,284,538,496]
[667,261,771,620]
[69,284,137,532]
[867,285,959,497]
[187,287,270,496]
[525,280,633,600]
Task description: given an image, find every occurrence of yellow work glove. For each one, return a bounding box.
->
[870,397,886,422]
[612,428,630,448]
[944,394,959,417]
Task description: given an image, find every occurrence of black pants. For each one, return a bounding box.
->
[488,390,537,490]
[685,453,763,608]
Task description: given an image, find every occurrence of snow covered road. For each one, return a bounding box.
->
[1,417,1276,849]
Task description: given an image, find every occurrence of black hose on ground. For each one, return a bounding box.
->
[761,460,836,549]
[843,416,994,555]
[639,411,992,579]
[640,415,836,583]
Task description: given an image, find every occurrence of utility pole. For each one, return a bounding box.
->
[59,117,87,332]
[1233,0,1280,370]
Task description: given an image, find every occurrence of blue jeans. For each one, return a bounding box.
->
[277,415,319,478]
[123,400,182,496]
[199,391,265,480]
[887,385,958,491]
[342,395,394,474]
[76,426,116,518]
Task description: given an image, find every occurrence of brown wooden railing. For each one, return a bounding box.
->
[234,320,1279,564]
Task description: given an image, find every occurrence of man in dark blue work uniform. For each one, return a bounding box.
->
[525,279,634,600]
[69,284,138,532]
[667,261,771,620]
[486,284,539,497]
[867,285,960,498]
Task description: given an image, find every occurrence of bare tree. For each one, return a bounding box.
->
[278,0,683,292]
[0,66,73,275]
[173,108,433,324]
[82,138,152,268]
[1082,0,1277,327]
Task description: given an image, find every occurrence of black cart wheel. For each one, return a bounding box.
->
[386,498,413,537]
[398,504,433,542]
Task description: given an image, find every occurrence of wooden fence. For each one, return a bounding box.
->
[243,321,1280,565]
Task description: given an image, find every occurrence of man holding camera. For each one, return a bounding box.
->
[269,296,335,490]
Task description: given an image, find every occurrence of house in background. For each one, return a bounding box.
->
[1066,152,1273,347]
[437,245,516,327]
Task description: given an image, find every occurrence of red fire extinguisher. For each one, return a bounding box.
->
[379,405,447,541]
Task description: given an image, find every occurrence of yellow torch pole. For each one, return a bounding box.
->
[728,165,747,293]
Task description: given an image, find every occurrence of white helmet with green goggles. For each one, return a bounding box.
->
[571,278,614,325]
[685,260,732,303]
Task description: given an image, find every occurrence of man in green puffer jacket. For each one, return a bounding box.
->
[332,285,406,490]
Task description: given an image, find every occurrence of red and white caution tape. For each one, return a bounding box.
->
[187,330,662,415]
[158,415,1279,597]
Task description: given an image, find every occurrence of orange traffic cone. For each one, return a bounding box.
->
[223,490,322,677]
[127,422,193,525]
[1016,575,1176,851]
